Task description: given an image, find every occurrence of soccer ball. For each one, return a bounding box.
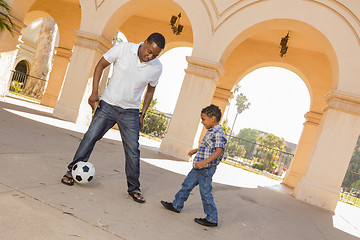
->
[72,161,95,184]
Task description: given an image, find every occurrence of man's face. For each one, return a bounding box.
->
[138,40,162,62]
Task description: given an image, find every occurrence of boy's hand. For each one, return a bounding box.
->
[195,160,207,169]
[188,149,198,157]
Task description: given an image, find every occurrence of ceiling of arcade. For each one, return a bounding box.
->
[219,29,332,112]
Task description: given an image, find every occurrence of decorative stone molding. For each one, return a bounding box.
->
[185,56,224,84]
[74,30,112,54]
[304,111,322,126]
[324,90,360,116]
[54,47,72,60]
[213,87,233,103]
[8,15,26,35]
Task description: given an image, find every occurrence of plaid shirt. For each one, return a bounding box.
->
[193,124,227,169]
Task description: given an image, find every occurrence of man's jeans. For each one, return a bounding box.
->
[67,100,141,192]
[172,166,218,223]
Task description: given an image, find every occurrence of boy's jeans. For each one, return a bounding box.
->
[67,100,141,192]
[172,166,218,223]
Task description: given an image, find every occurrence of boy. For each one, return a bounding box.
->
[161,104,227,227]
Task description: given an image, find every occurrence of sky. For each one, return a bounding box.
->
[155,47,311,144]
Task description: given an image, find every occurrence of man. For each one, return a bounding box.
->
[61,32,166,203]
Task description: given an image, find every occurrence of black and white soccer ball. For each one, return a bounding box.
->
[72,161,95,184]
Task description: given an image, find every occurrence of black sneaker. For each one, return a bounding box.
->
[194,218,218,227]
[160,200,180,213]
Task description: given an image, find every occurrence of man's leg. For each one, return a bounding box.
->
[172,168,199,211]
[67,100,116,172]
[116,108,141,193]
[198,167,218,223]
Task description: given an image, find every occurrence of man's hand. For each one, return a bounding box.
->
[139,115,144,129]
[88,92,100,112]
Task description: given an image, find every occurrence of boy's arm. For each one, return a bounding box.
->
[188,148,198,157]
[195,147,223,169]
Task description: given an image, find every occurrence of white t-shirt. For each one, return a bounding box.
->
[101,42,162,109]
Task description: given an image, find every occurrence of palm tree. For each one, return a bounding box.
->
[0,0,14,34]
[229,93,250,139]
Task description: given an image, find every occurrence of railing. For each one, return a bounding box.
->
[223,135,294,178]
[341,170,360,207]
[9,70,47,100]
[140,109,172,139]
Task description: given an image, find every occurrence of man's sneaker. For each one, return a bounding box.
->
[160,200,180,213]
[194,218,218,227]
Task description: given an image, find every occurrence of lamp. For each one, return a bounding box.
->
[170,13,184,35]
[280,31,290,57]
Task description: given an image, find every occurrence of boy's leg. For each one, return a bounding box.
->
[172,168,199,211]
[66,101,116,172]
[198,166,218,223]
[115,108,141,193]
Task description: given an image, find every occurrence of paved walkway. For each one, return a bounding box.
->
[0,95,359,240]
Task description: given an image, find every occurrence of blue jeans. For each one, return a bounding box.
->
[67,100,141,193]
[172,166,218,223]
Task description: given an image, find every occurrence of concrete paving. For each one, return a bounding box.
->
[0,95,359,240]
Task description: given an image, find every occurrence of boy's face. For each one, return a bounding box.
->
[201,113,217,129]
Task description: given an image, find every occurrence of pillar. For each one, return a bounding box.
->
[294,90,360,211]
[159,56,224,160]
[283,111,322,188]
[0,16,26,97]
[23,17,57,99]
[53,30,112,125]
[41,47,72,107]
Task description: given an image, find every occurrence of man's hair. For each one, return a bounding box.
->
[147,32,166,49]
[201,104,222,122]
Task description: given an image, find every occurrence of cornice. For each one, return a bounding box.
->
[324,90,360,116]
[185,56,225,84]
[73,30,112,54]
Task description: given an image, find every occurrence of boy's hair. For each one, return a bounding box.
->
[147,32,166,49]
[201,104,222,122]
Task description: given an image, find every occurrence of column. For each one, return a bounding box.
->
[283,111,322,188]
[23,17,57,99]
[41,47,72,107]
[294,90,360,211]
[159,56,224,160]
[0,16,26,97]
[53,30,112,125]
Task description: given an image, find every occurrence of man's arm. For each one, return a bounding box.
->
[88,57,110,111]
[194,147,223,169]
[139,84,156,128]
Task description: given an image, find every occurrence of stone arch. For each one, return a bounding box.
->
[97,0,194,51]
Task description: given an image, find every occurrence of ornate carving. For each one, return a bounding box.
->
[185,56,224,84]
[95,0,105,10]
[324,90,360,116]
[73,30,112,54]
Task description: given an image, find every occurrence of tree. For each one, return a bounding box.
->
[140,98,169,137]
[221,119,231,136]
[0,0,14,34]
[256,133,286,172]
[234,128,259,159]
[229,93,250,138]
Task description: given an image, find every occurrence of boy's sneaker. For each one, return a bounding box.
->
[194,218,218,227]
[160,200,180,213]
